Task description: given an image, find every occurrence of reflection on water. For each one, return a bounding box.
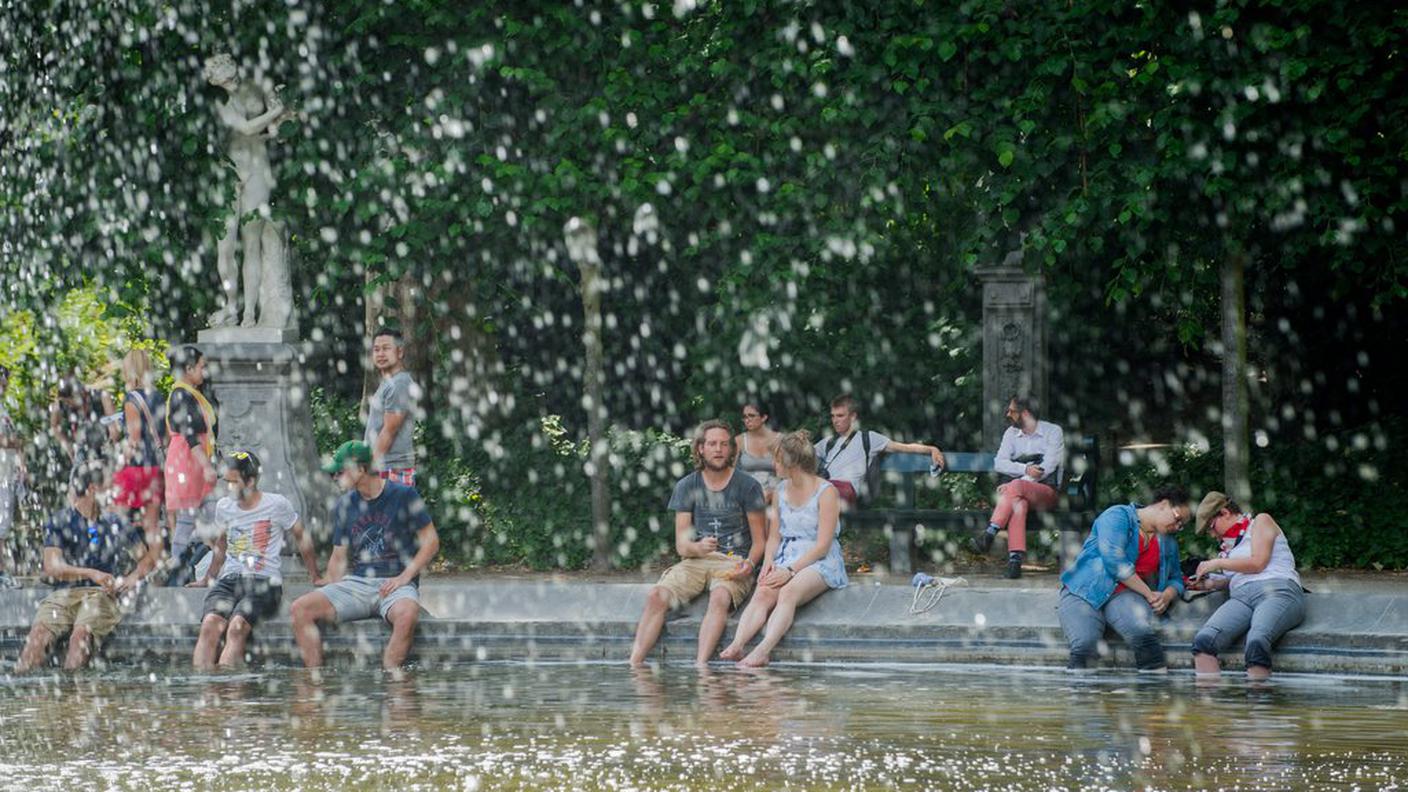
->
[1,663,1405,790]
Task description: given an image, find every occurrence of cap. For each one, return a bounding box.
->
[1196,491,1230,534]
[321,440,372,474]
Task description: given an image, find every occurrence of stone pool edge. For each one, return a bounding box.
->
[2,579,1405,675]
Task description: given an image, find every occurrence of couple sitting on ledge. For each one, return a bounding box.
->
[1058,485,1306,679]
[629,393,945,668]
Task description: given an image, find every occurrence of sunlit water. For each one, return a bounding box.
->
[1,662,1405,790]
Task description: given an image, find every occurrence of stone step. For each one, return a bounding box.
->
[1,578,1404,674]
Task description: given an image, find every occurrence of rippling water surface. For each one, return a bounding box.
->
[1,662,1405,790]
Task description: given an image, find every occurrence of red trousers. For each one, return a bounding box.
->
[988,480,1058,553]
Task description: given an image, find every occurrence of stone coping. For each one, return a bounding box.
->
[1,577,1405,675]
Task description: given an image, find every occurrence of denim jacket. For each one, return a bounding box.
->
[1060,503,1184,609]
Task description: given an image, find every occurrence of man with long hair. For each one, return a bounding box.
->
[628,420,766,668]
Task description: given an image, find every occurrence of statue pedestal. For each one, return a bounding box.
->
[976,261,1048,444]
[195,329,335,543]
[197,326,297,345]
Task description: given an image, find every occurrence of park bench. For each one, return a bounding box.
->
[842,436,1100,575]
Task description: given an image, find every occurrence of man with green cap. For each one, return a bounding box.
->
[288,440,440,670]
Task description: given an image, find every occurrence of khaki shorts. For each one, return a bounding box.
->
[655,553,755,609]
[33,587,123,639]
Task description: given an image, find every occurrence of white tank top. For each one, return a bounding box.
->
[1226,515,1300,592]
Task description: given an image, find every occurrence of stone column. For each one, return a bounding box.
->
[194,327,335,551]
[976,253,1048,445]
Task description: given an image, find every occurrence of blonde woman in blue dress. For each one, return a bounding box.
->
[721,430,847,668]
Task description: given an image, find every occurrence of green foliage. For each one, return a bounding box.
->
[0,286,163,429]
[308,387,691,570]
[428,416,692,571]
[9,2,1406,424]
[5,1,1408,569]
[309,387,363,457]
[0,285,166,520]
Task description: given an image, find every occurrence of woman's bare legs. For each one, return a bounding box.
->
[720,584,780,660]
[739,570,830,668]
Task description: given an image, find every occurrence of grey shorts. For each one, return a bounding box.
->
[320,575,420,623]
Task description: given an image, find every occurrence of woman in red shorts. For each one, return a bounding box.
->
[112,349,164,592]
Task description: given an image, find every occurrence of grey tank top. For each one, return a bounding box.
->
[738,434,775,475]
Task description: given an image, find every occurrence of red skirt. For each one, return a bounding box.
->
[164,434,213,510]
[113,465,164,509]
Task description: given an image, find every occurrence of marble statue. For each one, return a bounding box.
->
[203,53,296,330]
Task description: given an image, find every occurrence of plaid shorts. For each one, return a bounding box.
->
[379,468,416,486]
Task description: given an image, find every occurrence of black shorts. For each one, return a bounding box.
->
[202,575,283,626]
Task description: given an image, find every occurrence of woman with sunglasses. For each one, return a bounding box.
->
[734,400,780,504]
[1188,491,1305,680]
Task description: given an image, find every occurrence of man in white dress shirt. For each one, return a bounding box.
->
[973,396,1065,579]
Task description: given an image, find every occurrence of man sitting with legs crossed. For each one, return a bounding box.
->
[973,396,1065,579]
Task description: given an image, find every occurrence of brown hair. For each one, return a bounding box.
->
[773,429,817,475]
[830,394,858,414]
[691,419,736,470]
[1010,394,1039,419]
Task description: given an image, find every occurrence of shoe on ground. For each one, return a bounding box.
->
[1003,559,1023,579]
[971,530,994,554]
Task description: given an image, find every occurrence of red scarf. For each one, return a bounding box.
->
[1218,515,1252,557]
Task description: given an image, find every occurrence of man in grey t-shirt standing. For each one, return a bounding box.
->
[365,328,418,485]
[629,420,766,668]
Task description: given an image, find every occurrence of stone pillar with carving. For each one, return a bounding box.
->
[194,327,336,565]
[976,254,1048,445]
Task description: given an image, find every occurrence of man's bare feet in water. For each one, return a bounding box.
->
[737,650,770,669]
[718,644,745,661]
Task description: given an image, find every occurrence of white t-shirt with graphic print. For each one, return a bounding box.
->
[214,492,299,584]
